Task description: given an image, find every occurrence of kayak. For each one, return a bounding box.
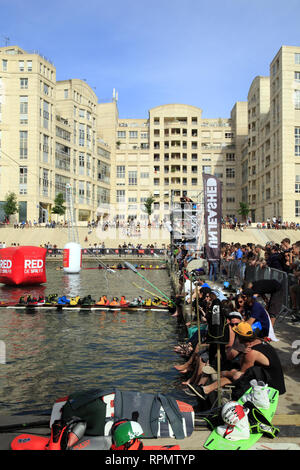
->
[83,266,167,270]
[0,302,170,312]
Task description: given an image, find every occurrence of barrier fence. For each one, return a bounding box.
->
[220,259,294,319]
[47,248,167,257]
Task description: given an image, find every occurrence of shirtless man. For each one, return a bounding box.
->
[186,321,285,400]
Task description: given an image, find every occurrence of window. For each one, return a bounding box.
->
[296,200,300,217]
[79,123,85,146]
[20,95,28,114]
[19,166,27,194]
[43,134,49,163]
[140,172,149,178]
[295,90,300,110]
[295,53,300,65]
[42,169,49,196]
[202,165,211,174]
[226,168,235,178]
[27,61,32,72]
[226,197,235,203]
[191,178,198,185]
[43,100,49,129]
[78,181,85,203]
[20,131,28,159]
[79,152,85,166]
[226,153,235,161]
[295,175,300,193]
[295,128,300,156]
[19,60,24,72]
[225,132,234,138]
[117,165,125,178]
[117,131,126,139]
[128,170,137,185]
[20,96,28,124]
[2,59,7,71]
[295,72,300,82]
[116,190,125,203]
[20,78,28,89]
[129,131,138,139]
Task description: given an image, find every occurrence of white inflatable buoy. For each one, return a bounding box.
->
[63,242,82,274]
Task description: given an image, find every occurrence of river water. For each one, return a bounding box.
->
[0,260,183,416]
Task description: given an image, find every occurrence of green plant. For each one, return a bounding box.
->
[51,192,66,216]
[3,192,18,221]
[238,201,250,221]
[144,195,156,224]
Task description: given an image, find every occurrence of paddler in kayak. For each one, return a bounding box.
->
[96,295,110,306]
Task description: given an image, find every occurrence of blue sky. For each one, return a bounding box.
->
[1,0,300,118]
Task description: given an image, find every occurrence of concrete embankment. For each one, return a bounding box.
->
[1,225,300,249]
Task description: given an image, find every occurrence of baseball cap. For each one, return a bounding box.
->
[228,311,243,321]
[232,321,255,338]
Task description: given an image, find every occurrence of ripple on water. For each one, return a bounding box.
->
[0,260,180,414]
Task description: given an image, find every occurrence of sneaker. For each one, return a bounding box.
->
[202,365,217,375]
[186,383,208,400]
[241,380,270,410]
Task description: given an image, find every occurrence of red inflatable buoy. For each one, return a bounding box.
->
[0,246,47,286]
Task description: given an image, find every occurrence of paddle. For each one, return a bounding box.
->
[132,282,173,304]
[124,261,172,303]
[0,418,50,433]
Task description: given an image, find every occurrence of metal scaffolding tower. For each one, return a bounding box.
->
[66,184,79,244]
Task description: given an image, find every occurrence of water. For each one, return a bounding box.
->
[0,260,182,416]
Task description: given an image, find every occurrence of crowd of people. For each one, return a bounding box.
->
[169,240,290,408]
[222,215,300,231]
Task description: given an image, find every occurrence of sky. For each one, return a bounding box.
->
[1,0,300,119]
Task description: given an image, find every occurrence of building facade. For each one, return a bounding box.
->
[1,45,300,224]
[0,46,111,223]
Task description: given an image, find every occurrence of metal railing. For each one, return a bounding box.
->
[220,259,293,320]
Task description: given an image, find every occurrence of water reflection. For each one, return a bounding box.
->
[0,260,180,415]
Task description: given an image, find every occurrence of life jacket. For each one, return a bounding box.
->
[70,296,80,306]
[10,417,86,451]
[110,297,120,306]
[96,296,109,305]
[19,296,26,304]
[80,295,95,306]
[58,296,70,305]
[152,298,161,306]
[46,294,58,304]
[145,298,152,306]
[120,296,128,306]
[111,439,181,451]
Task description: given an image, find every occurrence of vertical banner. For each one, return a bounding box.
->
[203,174,222,261]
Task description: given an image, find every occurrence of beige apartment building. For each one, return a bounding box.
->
[1,44,300,225]
[0,46,110,224]
[97,101,247,224]
[241,45,300,223]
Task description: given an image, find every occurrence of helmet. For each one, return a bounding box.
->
[111,420,144,447]
[221,401,245,426]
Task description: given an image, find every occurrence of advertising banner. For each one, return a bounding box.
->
[202,174,222,261]
[0,246,47,285]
